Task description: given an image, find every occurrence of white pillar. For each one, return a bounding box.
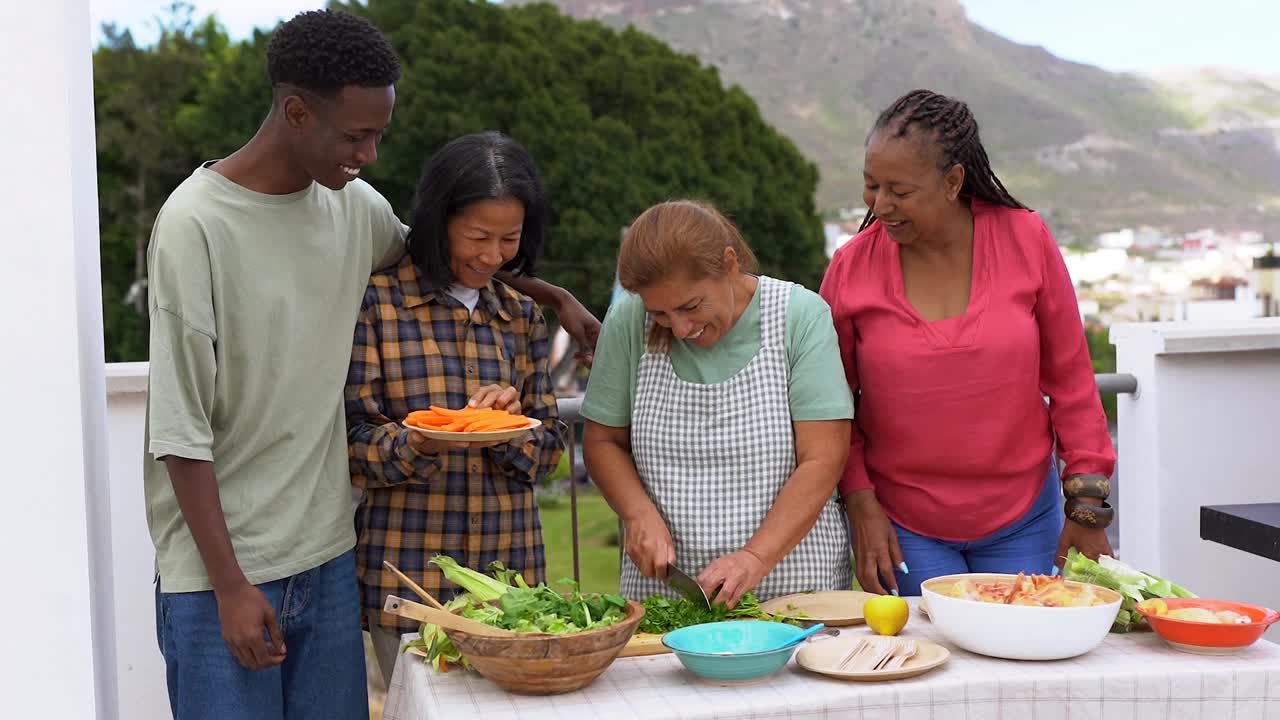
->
[0,1,115,718]
[107,364,171,719]
[1113,320,1280,636]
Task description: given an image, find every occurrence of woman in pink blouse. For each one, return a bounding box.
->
[820,90,1116,597]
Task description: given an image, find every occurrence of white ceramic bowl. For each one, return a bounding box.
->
[920,573,1122,660]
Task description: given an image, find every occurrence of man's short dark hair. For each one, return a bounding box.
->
[266,9,401,95]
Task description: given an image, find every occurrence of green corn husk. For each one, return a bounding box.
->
[1063,547,1195,632]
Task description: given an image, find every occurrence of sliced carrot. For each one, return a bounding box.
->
[405,411,451,426]
[409,404,531,433]
[428,406,474,417]
[472,417,531,431]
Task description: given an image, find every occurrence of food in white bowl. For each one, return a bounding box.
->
[944,573,1112,607]
[921,572,1122,660]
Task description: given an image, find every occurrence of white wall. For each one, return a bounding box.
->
[1178,293,1259,324]
[1113,319,1280,637]
[107,365,172,719]
[0,1,112,717]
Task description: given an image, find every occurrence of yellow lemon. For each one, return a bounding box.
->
[863,595,909,636]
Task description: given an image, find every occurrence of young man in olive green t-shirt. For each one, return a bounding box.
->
[146,10,597,718]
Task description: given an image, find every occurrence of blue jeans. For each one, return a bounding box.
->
[155,550,368,720]
[891,463,1064,597]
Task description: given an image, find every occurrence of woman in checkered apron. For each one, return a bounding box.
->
[581,200,854,607]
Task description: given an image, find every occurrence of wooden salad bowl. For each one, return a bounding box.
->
[444,598,646,695]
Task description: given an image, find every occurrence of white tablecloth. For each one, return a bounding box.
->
[383,600,1280,719]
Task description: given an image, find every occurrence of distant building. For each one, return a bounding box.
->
[823,222,854,257]
[835,207,868,222]
[1063,247,1128,284]
[1097,228,1135,250]
[1177,278,1260,322]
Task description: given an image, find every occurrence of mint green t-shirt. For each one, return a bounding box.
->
[581,280,854,427]
[145,165,406,592]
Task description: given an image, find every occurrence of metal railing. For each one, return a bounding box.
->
[551,372,1137,585]
[1095,373,1138,396]
[555,395,585,585]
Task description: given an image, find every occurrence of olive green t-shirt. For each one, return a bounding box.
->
[581,280,854,427]
[145,165,405,592]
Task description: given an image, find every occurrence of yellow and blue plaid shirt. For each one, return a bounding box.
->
[345,253,563,630]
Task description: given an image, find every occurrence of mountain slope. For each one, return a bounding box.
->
[524,0,1280,239]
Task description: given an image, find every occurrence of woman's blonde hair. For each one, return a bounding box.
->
[617,200,759,351]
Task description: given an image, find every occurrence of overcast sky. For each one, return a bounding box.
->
[88,0,1280,76]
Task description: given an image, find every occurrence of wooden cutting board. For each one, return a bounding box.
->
[618,632,669,657]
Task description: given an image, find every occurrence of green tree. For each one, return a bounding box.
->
[96,0,826,357]
[341,0,825,313]
[94,3,223,360]
[1084,321,1117,422]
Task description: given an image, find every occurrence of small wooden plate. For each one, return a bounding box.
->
[760,591,877,626]
[402,417,540,442]
[796,635,949,681]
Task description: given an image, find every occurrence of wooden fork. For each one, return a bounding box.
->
[837,636,916,672]
[884,639,918,670]
[836,637,875,671]
[839,637,893,671]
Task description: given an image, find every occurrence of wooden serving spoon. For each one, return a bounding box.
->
[382,560,447,610]
[382,595,521,638]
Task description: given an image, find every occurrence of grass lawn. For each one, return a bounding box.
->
[539,491,622,593]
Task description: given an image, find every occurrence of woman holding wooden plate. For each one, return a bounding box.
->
[344,131,564,684]
[582,200,855,609]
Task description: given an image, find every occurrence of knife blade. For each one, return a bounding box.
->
[665,562,712,610]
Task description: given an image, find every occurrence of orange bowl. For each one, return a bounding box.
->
[1134,598,1278,655]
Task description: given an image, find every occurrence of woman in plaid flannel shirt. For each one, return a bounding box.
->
[344,132,565,685]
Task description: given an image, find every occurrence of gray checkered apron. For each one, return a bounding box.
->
[620,276,852,602]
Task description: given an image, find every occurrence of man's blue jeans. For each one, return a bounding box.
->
[155,549,368,720]
[891,462,1064,597]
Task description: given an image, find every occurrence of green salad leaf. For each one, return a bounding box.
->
[468,580,629,634]
[410,557,630,672]
[637,591,792,634]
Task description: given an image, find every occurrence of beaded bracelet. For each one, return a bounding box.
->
[1061,473,1111,500]
[1064,497,1115,529]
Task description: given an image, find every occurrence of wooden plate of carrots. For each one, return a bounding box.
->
[403,406,541,442]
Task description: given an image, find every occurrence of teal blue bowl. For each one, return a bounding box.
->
[661,621,803,682]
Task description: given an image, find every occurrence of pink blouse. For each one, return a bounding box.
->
[819,201,1115,541]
